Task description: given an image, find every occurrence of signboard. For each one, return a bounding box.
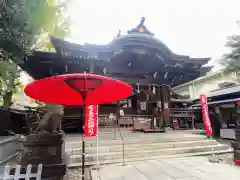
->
[119,109,124,116]
[84,105,98,137]
[200,94,212,136]
[215,107,220,114]
[157,101,162,110]
[164,102,169,110]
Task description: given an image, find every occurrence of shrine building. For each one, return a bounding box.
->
[19,17,211,132]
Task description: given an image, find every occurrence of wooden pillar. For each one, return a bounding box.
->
[154,86,163,129]
[136,85,148,115]
[214,106,224,128]
[192,113,195,129]
[236,103,240,117]
[160,85,170,128]
[89,60,95,73]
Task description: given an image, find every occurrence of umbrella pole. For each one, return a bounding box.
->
[82,73,86,180]
[81,100,85,180]
[96,105,99,167]
[82,134,85,180]
[82,110,85,180]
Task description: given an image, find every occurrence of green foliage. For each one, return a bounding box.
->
[224,22,240,70]
[0,0,70,59]
[0,59,19,92]
[0,0,70,107]
[34,0,70,51]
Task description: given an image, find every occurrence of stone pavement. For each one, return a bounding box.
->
[91,156,240,180]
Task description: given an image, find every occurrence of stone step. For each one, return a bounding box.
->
[66,131,205,140]
[66,140,218,154]
[65,136,207,148]
[66,135,206,142]
[68,146,232,167]
[69,144,229,165]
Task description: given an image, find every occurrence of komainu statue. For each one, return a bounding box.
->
[35,104,64,134]
[20,104,67,179]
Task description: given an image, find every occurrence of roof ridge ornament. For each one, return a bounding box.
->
[128,17,154,36]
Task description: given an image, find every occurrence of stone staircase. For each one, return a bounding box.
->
[65,130,232,167]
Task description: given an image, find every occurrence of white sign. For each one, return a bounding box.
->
[120,109,124,116]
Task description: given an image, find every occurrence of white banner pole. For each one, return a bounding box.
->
[210,135,215,157]
[96,105,99,167]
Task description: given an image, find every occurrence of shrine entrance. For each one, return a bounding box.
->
[94,84,170,130]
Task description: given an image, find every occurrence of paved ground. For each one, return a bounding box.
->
[91,156,240,180]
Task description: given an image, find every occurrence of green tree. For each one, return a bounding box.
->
[224,21,240,70]
[0,0,70,107]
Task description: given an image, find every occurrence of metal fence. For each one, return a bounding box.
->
[0,164,42,180]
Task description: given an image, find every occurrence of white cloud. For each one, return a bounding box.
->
[67,0,240,59]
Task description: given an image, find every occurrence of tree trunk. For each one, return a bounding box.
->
[3,91,13,108]
[2,64,18,108]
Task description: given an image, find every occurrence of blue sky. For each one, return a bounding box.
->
[67,0,240,70]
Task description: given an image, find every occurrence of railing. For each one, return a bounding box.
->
[99,114,134,128]
[99,115,114,127]
[116,125,125,166]
[0,164,42,180]
[0,135,21,165]
[170,108,194,112]
[170,108,194,118]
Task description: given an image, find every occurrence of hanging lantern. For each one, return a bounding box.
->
[103,68,107,75]
[153,72,157,79]
[152,84,156,95]
[157,101,161,109]
[65,65,68,73]
[164,72,168,79]
[137,83,140,93]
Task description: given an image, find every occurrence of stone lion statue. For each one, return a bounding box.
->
[35,104,64,134]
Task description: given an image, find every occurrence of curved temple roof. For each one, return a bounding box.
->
[50,17,210,65]
[20,18,211,87]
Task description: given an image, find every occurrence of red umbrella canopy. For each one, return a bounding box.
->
[24,73,133,106]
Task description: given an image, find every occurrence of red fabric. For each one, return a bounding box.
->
[200,94,212,136]
[24,73,133,105]
[173,119,179,130]
[84,105,98,137]
[234,159,240,165]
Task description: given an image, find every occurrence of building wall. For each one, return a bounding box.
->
[173,70,239,99]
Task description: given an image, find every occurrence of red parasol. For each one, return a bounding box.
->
[24,73,133,105]
[24,73,133,180]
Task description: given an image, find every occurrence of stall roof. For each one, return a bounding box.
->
[192,85,240,102]
[192,97,240,107]
[208,85,240,97]
[171,98,193,103]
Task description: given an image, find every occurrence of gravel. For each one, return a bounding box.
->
[68,167,91,180]
[206,153,235,165]
[68,168,82,180]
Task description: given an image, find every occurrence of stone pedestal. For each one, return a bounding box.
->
[20,133,66,180]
